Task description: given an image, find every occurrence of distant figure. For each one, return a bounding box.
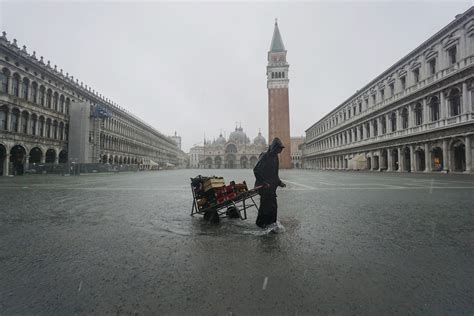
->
[253,137,286,228]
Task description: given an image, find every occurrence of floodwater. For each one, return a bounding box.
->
[0,169,473,315]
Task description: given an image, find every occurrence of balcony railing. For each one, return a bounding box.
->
[306,55,472,142]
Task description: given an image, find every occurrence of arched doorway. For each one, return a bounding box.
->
[250,156,258,168]
[392,149,399,171]
[10,145,26,175]
[431,147,443,171]
[59,150,68,163]
[29,147,42,164]
[114,156,118,164]
[205,157,213,169]
[373,155,379,170]
[102,154,107,164]
[404,147,411,172]
[45,149,56,163]
[240,156,248,169]
[366,156,372,170]
[225,154,235,169]
[452,141,466,172]
[0,144,6,176]
[415,148,426,171]
[214,156,222,169]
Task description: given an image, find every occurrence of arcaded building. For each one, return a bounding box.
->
[0,32,182,175]
[303,7,474,173]
[189,126,267,169]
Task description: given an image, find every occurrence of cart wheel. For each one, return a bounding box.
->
[226,206,240,219]
[208,210,220,224]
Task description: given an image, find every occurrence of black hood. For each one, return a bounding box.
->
[268,137,285,154]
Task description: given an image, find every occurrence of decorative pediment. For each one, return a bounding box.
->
[409,59,421,70]
[424,48,438,60]
[442,33,460,49]
[397,67,407,78]
[377,82,385,90]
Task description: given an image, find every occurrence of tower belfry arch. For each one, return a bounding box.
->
[267,19,291,168]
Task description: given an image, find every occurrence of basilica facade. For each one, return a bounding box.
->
[303,7,474,173]
[190,127,267,169]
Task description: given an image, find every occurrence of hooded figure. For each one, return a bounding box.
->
[253,137,286,228]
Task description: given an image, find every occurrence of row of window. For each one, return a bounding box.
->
[0,68,70,115]
[0,106,68,141]
[310,44,460,138]
[271,71,285,79]
[308,89,462,152]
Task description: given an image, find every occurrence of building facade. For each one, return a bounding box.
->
[290,136,305,168]
[0,31,183,175]
[267,20,292,169]
[188,127,267,169]
[303,8,474,173]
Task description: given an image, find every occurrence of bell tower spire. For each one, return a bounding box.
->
[267,19,291,168]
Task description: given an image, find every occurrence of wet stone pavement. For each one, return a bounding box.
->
[0,169,473,315]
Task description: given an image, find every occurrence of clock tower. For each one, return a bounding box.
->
[267,20,291,168]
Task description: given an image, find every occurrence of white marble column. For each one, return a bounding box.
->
[387,149,392,171]
[462,82,469,114]
[422,98,429,125]
[6,107,11,131]
[424,143,431,172]
[398,147,404,172]
[4,154,9,176]
[440,91,446,119]
[442,139,449,171]
[466,136,472,172]
[410,145,416,172]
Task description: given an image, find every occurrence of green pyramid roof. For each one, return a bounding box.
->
[270,21,286,52]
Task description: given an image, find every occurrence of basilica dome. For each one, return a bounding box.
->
[215,133,226,145]
[253,131,267,146]
[229,127,250,144]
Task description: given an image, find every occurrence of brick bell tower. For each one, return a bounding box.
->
[267,19,291,168]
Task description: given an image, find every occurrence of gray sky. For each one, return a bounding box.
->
[0,1,471,151]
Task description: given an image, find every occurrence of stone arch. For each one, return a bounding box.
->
[11,72,20,97]
[214,156,222,169]
[0,67,10,93]
[205,157,213,168]
[29,147,43,164]
[59,150,68,163]
[45,148,56,164]
[431,146,443,171]
[225,154,236,169]
[250,156,258,168]
[391,148,399,171]
[11,108,20,132]
[22,77,30,100]
[448,88,461,117]
[0,105,8,130]
[450,138,466,172]
[225,143,237,154]
[414,146,425,171]
[10,144,26,175]
[240,156,248,169]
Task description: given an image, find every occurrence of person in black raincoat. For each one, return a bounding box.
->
[253,137,286,228]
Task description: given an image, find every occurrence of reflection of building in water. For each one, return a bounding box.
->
[303,7,474,173]
[189,126,267,169]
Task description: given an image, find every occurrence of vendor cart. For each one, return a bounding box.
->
[190,176,261,222]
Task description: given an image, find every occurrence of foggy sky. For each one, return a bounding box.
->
[0,1,471,151]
